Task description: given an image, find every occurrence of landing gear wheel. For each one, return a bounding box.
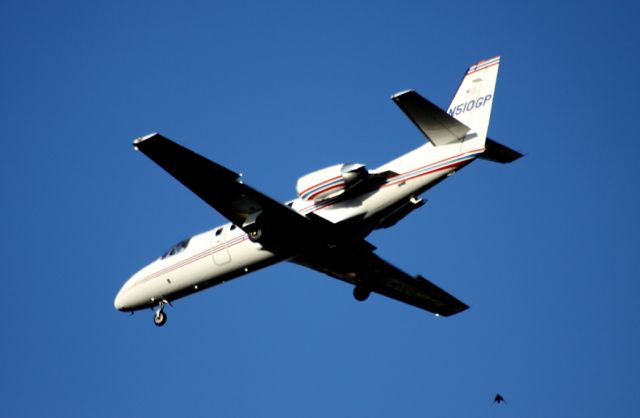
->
[154,311,167,326]
[154,310,167,326]
[248,228,263,242]
[353,286,370,302]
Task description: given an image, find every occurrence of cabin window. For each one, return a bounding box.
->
[160,238,191,259]
[230,224,237,231]
[215,228,223,236]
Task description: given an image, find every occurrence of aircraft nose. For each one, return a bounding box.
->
[114,287,126,311]
[114,279,134,312]
[114,272,146,312]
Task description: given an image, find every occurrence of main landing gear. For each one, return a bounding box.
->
[353,285,371,302]
[247,227,262,242]
[153,300,168,327]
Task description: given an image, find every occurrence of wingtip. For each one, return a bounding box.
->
[133,132,159,146]
[132,132,161,151]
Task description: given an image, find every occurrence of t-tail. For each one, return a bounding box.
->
[392,56,522,163]
[448,56,500,147]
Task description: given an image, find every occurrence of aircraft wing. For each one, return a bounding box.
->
[292,247,469,317]
[133,133,316,250]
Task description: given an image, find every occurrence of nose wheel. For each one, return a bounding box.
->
[154,310,167,326]
[153,301,168,327]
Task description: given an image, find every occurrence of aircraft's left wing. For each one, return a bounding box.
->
[292,246,469,317]
[133,133,316,251]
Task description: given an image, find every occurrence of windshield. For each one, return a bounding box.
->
[160,238,191,260]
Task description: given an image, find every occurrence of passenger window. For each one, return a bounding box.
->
[230,224,236,231]
[215,228,222,236]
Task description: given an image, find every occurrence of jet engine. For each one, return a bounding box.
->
[296,163,368,201]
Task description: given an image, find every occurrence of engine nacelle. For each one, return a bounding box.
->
[296,163,368,201]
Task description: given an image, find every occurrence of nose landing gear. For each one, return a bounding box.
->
[153,300,169,327]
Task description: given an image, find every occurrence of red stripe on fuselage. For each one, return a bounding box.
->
[299,175,343,195]
[299,148,484,213]
[383,159,470,188]
[131,235,249,289]
[308,182,345,200]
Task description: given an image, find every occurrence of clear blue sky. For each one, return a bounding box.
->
[2,1,639,417]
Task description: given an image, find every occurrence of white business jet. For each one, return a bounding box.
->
[115,56,521,326]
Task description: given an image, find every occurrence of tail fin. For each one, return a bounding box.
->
[448,56,500,147]
[392,57,514,159]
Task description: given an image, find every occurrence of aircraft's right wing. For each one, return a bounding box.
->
[292,245,468,317]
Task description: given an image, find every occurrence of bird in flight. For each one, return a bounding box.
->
[494,394,506,404]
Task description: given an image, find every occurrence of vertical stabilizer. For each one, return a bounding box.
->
[448,56,500,149]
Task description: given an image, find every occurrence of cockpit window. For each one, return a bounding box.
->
[160,238,191,260]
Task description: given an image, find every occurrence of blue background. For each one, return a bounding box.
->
[2,1,638,417]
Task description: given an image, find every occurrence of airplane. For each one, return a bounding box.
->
[114,56,521,326]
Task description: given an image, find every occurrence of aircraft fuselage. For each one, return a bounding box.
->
[114,142,482,312]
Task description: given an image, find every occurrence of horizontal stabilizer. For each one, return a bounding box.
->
[479,138,523,163]
[392,90,470,146]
